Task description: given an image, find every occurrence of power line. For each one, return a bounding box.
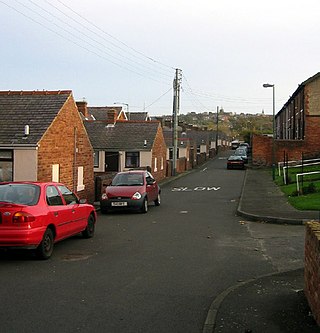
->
[40,0,173,79]
[144,87,173,110]
[54,0,175,71]
[2,0,173,85]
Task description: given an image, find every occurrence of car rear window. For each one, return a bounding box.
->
[0,184,40,206]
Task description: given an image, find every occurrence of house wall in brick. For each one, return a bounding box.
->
[37,95,95,203]
[305,222,320,325]
[151,125,167,182]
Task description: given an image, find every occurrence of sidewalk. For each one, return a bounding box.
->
[204,167,320,333]
[238,168,320,224]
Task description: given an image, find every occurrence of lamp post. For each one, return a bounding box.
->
[263,83,276,180]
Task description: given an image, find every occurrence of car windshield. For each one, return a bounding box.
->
[0,184,40,205]
[111,173,144,186]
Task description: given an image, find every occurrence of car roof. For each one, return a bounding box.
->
[118,170,146,174]
[228,155,243,160]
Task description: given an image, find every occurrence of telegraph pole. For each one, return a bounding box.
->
[172,68,182,176]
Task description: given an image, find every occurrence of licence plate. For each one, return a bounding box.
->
[111,202,127,207]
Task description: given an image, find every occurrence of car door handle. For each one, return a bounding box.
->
[72,209,76,214]
[54,212,58,217]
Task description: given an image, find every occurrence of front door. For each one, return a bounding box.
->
[105,152,119,172]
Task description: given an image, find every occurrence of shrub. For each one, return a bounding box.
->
[303,182,317,195]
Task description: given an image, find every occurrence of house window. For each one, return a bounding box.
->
[77,166,85,191]
[94,151,99,168]
[0,150,13,182]
[52,164,59,182]
[125,152,140,168]
[154,157,158,172]
[161,157,164,170]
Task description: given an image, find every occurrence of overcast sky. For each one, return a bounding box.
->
[1,0,319,116]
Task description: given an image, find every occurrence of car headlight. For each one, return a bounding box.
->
[101,193,108,200]
[132,192,142,200]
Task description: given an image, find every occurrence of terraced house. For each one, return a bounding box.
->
[253,72,320,165]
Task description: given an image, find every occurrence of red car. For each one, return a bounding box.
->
[0,182,97,259]
[100,170,161,213]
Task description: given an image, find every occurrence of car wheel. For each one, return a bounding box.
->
[36,228,54,260]
[82,214,95,238]
[141,198,148,213]
[154,193,161,206]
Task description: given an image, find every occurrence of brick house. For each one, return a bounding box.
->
[84,120,167,182]
[0,91,95,202]
[163,127,195,173]
[253,72,320,166]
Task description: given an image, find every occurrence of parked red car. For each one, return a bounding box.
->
[100,170,161,213]
[0,182,97,259]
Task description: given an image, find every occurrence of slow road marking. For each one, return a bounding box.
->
[171,186,221,192]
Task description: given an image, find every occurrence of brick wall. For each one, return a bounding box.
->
[151,125,167,182]
[252,119,320,166]
[37,95,95,203]
[305,222,320,325]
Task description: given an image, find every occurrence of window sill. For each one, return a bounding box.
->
[77,185,85,192]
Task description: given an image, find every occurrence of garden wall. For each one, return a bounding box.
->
[305,221,320,326]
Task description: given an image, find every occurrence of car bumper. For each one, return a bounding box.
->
[0,226,46,248]
[100,198,145,211]
[227,164,245,169]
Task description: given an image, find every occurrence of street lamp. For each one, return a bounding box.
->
[263,83,276,180]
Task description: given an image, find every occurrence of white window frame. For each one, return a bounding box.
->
[52,164,59,182]
[77,166,85,191]
[154,157,158,172]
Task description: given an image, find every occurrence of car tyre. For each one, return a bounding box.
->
[154,193,161,206]
[141,198,148,213]
[82,214,95,238]
[36,228,54,260]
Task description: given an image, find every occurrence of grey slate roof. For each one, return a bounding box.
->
[126,112,150,121]
[0,91,71,146]
[84,121,161,151]
[88,106,123,121]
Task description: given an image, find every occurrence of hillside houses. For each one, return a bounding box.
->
[0,91,232,202]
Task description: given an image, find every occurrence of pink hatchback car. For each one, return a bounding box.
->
[0,182,97,259]
[100,170,161,214]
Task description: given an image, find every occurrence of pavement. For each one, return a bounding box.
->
[204,167,320,333]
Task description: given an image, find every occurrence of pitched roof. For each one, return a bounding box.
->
[84,121,161,151]
[0,90,71,145]
[88,106,124,121]
[126,112,150,121]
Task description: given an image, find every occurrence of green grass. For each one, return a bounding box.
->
[273,166,320,211]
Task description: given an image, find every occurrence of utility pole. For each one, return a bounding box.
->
[172,68,182,176]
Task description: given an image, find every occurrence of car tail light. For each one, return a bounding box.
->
[132,192,142,200]
[13,212,36,223]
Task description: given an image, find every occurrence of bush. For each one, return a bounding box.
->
[302,182,317,195]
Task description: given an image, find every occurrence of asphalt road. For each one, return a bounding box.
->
[0,151,306,333]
